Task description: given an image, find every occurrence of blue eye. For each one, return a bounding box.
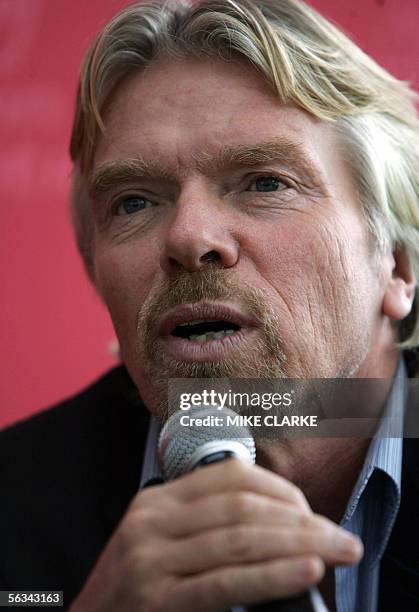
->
[117,196,150,215]
[248,176,284,192]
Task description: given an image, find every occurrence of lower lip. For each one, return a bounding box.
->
[160,328,256,361]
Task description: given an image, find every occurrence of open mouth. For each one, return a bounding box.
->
[156,302,258,360]
[171,319,241,342]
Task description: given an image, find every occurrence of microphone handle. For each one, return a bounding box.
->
[248,587,328,611]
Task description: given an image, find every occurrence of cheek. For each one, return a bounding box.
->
[93,241,159,338]
[245,218,365,325]
[245,221,327,289]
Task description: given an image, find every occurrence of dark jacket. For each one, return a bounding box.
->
[0,366,148,609]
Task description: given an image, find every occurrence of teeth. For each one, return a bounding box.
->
[189,334,209,342]
[188,329,236,342]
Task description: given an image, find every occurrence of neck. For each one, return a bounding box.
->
[256,348,400,520]
[256,437,371,523]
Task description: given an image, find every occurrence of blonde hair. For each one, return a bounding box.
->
[70,0,419,350]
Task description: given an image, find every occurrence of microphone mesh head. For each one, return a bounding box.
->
[158,406,256,480]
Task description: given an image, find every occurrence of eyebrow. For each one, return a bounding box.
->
[89,137,321,198]
[89,158,172,199]
[195,138,318,176]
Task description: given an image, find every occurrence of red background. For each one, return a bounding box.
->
[1,0,418,429]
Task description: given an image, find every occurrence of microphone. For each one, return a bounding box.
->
[158,405,328,612]
[158,405,256,479]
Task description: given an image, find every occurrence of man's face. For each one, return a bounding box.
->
[90,58,389,418]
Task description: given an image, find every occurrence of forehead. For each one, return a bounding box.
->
[92,57,344,186]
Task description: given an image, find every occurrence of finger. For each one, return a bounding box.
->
[158,491,309,538]
[165,556,325,612]
[136,489,359,548]
[162,524,363,575]
[141,459,310,511]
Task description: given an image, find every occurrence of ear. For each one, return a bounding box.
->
[382,246,416,321]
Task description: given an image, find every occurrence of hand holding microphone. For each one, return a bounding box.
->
[69,407,362,612]
[158,405,330,611]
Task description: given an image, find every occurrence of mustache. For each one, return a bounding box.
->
[136,267,287,400]
[138,266,268,338]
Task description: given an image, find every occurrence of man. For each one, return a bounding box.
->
[1,0,418,610]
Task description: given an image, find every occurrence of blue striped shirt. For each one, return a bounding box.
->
[140,361,406,611]
[335,362,405,612]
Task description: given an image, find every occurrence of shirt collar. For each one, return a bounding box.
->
[341,359,406,565]
[139,414,163,488]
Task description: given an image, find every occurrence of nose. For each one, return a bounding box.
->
[159,184,239,274]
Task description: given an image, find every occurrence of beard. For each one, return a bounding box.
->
[132,266,372,421]
[136,267,287,417]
